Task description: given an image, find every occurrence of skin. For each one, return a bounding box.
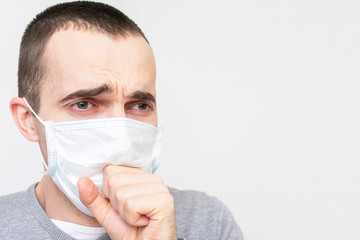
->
[10,28,177,240]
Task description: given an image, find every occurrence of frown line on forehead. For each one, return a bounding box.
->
[59,83,113,103]
[58,83,156,104]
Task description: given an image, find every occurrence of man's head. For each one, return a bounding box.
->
[18,1,149,114]
[11,1,157,158]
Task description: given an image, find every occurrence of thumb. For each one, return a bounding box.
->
[78,177,112,225]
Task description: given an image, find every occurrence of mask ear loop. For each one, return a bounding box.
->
[23,98,45,125]
[23,98,49,173]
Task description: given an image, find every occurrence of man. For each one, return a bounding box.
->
[0,1,243,239]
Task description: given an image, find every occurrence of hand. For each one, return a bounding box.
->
[78,165,177,240]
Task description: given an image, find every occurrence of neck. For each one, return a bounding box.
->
[35,175,101,227]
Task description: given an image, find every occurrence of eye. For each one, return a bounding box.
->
[131,103,149,111]
[75,101,92,110]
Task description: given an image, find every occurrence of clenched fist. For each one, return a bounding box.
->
[77,165,177,240]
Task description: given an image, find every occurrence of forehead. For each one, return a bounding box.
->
[42,28,156,100]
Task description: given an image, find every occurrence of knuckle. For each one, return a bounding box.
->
[114,190,123,202]
[138,168,148,174]
[107,175,118,187]
[153,175,164,184]
[162,192,174,206]
[103,165,114,176]
[159,184,169,193]
[166,193,174,202]
[124,198,134,209]
[123,198,139,225]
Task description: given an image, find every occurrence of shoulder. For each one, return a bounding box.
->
[0,185,47,239]
[0,190,29,233]
[169,187,227,217]
[169,187,231,217]
[169,187,244,240]
[169,187,217,206]
[0,190,28,217]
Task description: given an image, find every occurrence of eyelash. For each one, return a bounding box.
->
[126,102,152,115]
[130,103,151,111]
[69,100,152,114]
[70,100,95,112]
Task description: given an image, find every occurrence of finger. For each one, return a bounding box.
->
[78,177,138,239]
[78,177,113,225]
[104,164,148,175]
[103,173,163,198]
[107,183,169,221]
[102,165,151,198]
[122,192,175,226]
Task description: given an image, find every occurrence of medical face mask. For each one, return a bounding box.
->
[23,98,162,217]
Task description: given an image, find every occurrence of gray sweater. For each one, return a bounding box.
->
[0,183,243,240]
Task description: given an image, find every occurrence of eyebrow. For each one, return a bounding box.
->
[127,91,156,104]
[59,84,113,103]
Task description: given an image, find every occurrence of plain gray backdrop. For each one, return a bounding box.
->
[1,1,360,240]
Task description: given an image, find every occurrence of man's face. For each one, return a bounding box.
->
[38,29,157,125]
[35,29,157,161]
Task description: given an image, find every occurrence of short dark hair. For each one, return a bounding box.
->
[18,1,147,113]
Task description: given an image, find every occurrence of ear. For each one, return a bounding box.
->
[10,97,39,142]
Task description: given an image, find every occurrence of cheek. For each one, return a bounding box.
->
[148,111,158,127]
[128,109,157,127]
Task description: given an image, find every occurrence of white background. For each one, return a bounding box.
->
[1,1,359,240]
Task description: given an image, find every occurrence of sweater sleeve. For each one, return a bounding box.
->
[214,198,244,240]
[169,187,244,240]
